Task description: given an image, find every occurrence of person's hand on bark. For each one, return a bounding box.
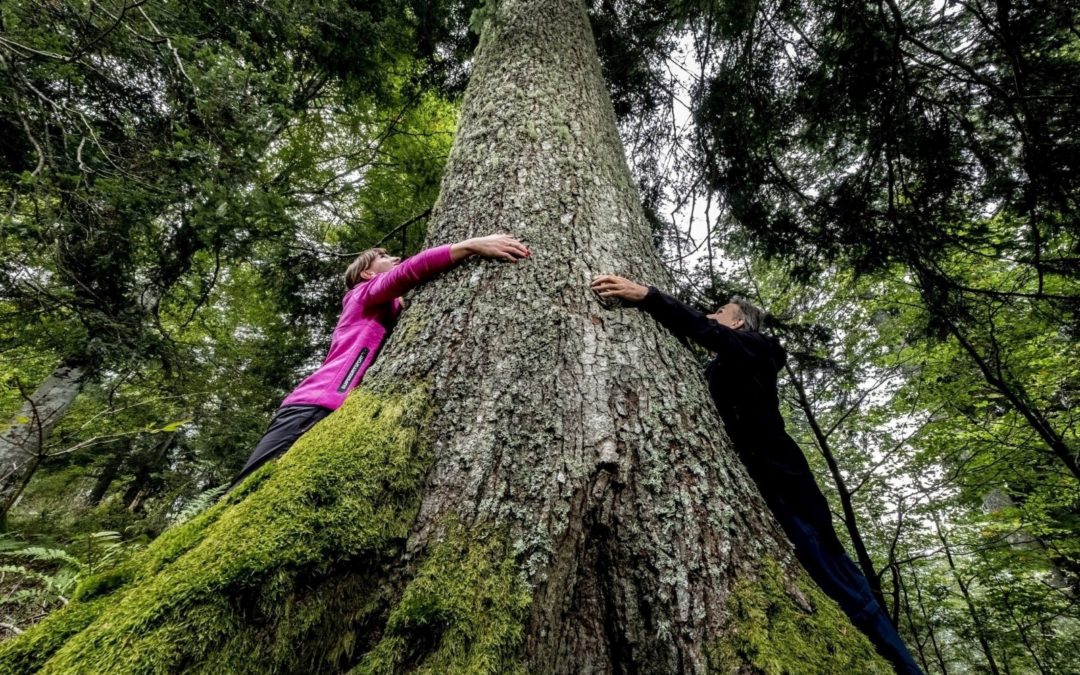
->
[591,274,648,302]
[452,234,531,262]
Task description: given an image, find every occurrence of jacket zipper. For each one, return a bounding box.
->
[337,347,369,393]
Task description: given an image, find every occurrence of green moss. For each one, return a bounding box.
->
[354,523,531,675]
[0,598,106,675]
[708,558,891,674]
[71,565,134,602]
[393,312,430,348]
[0,388,433,674]
[555,123,573,146]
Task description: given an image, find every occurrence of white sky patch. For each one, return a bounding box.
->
[619,32,740,299]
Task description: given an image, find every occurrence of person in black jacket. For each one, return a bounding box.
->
[591,274,923,675]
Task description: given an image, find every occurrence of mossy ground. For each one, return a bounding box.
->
[0,388,435,674]
[709,558,892,674]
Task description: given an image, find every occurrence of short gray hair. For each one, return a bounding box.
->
[729,296,765,331]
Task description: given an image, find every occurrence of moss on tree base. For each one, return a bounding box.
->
[0,388,434,674]
[353,522,530,674]
[0,392,899,675]
[709,558,891,674]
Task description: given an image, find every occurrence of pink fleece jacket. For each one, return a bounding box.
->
[280,244,455,410]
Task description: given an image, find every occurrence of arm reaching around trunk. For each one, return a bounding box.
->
[450,233,531,263]
[591,275,743,354]
[362,235,530,305]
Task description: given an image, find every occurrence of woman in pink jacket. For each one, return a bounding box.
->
[233,234,530,484]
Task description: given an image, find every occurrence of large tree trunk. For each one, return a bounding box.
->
[0,362,86,525]
[0,1,890,672]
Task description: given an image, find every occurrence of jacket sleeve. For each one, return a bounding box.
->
[636,286,746,354]
[358,244,456,306]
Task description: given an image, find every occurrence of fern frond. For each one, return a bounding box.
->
[0,564,58,586]
[170,485,227,527]
[0,588,49,606]
[0,547,83,568]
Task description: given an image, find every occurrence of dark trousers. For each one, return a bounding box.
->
[739,436,923,675]
[231,404,332,488]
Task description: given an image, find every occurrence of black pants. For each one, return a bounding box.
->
[232,405,332,487]
[739,434,923,675]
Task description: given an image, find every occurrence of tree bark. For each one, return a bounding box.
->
[982,487,1070,589]
[0,1,891,672]
[0,362,87,524]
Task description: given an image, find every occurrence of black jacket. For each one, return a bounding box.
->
[637,287,839,538]
[637,287,788,446]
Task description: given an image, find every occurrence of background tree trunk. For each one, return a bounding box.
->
[0,0,891,672]
[0,362,87,525]
[981,488,1070,589]
[926,497,1000,675]
[83,443,126,509]
[907,565,950,675]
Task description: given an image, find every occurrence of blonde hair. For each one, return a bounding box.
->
[344,248,387,289]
